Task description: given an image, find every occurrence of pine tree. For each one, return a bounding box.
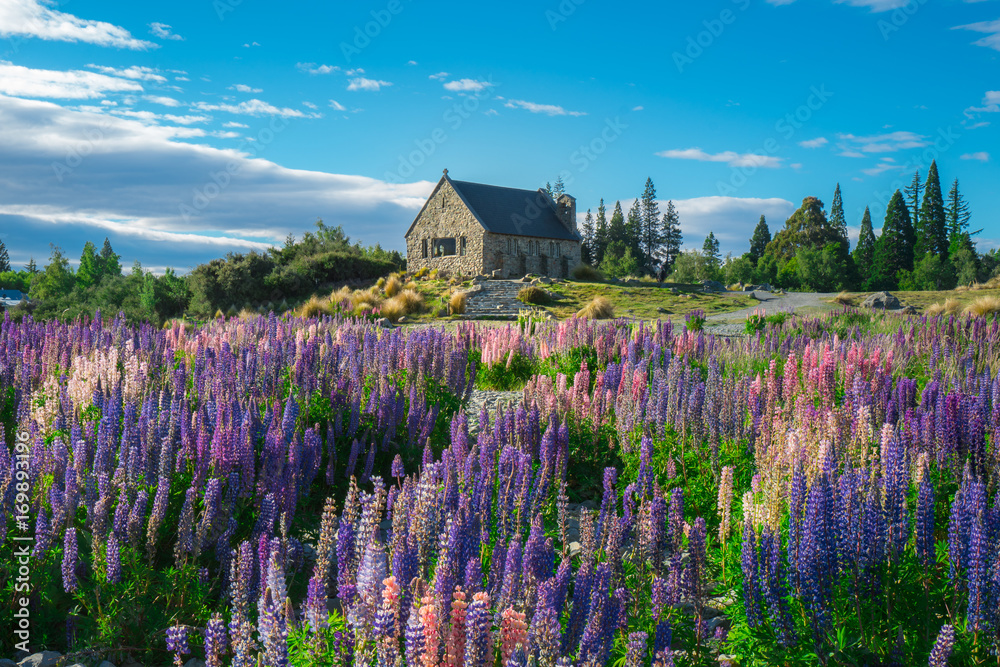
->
[830,184,849,251]
[25,258,37,274]
[99,238,122,279]
[873,190,914,289]
[553,176,565,199]
[661,201,682,275]
[748,215,770,265]
[852,206,877,288]
[582,209,595,265]
[544,182,553,198]
[639,177,664,272]
[916,160,947,258]
[904,170,922,234]
[626,199,643,261]
[945,178,973,255]
[77,241,101,288]
[594,199,609,264]
[608,201,626,246]
[0,239,9,273]
[703,232,721,269]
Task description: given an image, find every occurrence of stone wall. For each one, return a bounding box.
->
[405,180,486,275]
[482,233,581,279]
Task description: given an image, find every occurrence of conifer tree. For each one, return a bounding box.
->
[99,238,122,279]
[945,178,973,255]
[582,209,595,265]
[594,198,609,264]
[553,176,565,199]
[830,184,849,250]
[544,182,553,198]
[25,258,37,274]
[904,170,922,233]
[77,241,101,288]
[626,199,643,261]
[916,160,947,258]
[703,232,721,269]
[748,215,770,265]
[639,177,663,271]
[873,190,914,289]
[853,206,877,288]
[661,201,682,274]
[0,239,9,273]
[608,201,626,246]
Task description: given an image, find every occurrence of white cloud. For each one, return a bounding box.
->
[105,109,209,128]
[329,100,346,111]
[966,90,1000,115]
[143,95,181,107]
[407,60,418,66]
[836,131,929,154]
[243,41,260,48]
[0,95,431,270]
[632,105,644,111]
[296,63,339,75]
[954,19,1000,51]
[768,0,912,10]
[0,0,154,49]
[861,157,905,176]
[674,196,796,254]
[192,99,319,118]
[428,72,449,80]
[504,99,586,117]
[798,137,829,148]
[442,78,493,92]
[961,152,990,162]
[347,77,391,92]
[0,63,143,99]
[149,23,183,41]
[86,64,166,83]
[656,147,783,168]
[302,101,317,110]
[223,121,249,128]
[229,83,263,93]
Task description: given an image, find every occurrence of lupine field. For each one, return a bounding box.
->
[2,309,999,666]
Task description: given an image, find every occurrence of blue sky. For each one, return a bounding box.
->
[0,0,996,272]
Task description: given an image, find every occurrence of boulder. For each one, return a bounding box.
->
[396,316,409,323]
[491,269,504,279]
[97,662,117,667]
[700,280,727,292]
[1,660,19,667]
[17,653,61,667]
[901,305,918,315]
[183,660,207,667]
[861,291,901,310]
[539,276,552,284]
[670,287,680,295]
[375,317,392,329]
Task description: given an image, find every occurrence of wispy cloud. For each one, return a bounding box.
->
[504,99,586,116]
[954,19,1000,51]
[961,152,990,162]
[192,99,320,118]
[347,77,392,92]
[296,63,340,75]
[86,64,166,83]
[966,91,1000,115]
[442,78,493,92]
[798,137,829,148]
[861,157,904,176]
[0,0,154,49]
[656,147,783,168]
[144,95,181,107]
[149,23,183,41]
[835,130,929,156]
[0,63,143,99]
[428,72,450,80]
[329,100,346,111]
[229,83,263,93]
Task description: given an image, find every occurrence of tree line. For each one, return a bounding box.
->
[574,161,999,291]
[0,221,404,325]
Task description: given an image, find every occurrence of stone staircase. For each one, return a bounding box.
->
[462,280,526,319]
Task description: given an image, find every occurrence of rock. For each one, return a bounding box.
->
[1,661,19,667]
[183,660,206,667]
[520,276,532,283]
[327,597,343,614]
[539,276,552,284]
[375,317,392,328]
[491,269,504,279]
[396,316,409,323]
[656,307,670,314]
[17,652,62,667]
[66,664,86,667]
[705,615,732,636]
[861,291,901,310]
[568,541,582,557]
[670,287,680,295]
[97,661,117,667]
[901,305,918,315]
[701,280,727,292]
[579,499,598,510]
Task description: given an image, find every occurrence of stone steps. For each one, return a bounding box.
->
[462,280,528,319]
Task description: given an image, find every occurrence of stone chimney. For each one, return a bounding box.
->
[556,193,577,234]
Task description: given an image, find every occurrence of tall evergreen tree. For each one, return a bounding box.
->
[99,238,122,279]
[77,241,101,288]
[916,160,947,258]
[594,198,609,264]
[703,232,721,269]
[626,199,643,261]
[661,201,682,274]
[553,176,565,199]
[904,170,922,234]
[748,215,770,265]
[0,239,9,273]
[873,190,915,289]
[25,258,37,274]
[830,184,849,250]
[581,209,595,265]
[945,178,973,254]
[853,206,877,287]
[639,177,663,271]
[608,201,626,246]
[543,181,553,198]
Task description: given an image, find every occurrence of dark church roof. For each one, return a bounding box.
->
[448,179,580,241]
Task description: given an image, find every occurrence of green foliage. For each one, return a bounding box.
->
[917,160,948,258]
[669,250,718,283]
[898,252,957,291]
[661,200,683,276]
[722,254,755,286]
[77,241,101,289]
[517,285,550,305]
[599,241,640,279]
[853,206,878,289]
[702,232,721,272]
[30,244,75,301]
[748,215,771,265]
[0,269,31,293]
[745,312,766,334]
[0,238,9,273]
[570,263,605,282]
[873,190,915,290]
[796,242,848,292]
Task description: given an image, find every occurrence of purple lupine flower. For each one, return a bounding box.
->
[928,624,954,667]
[62,527,78,593]
[505,645,527,667]
[205,613,228,667]
[166,625,190,665]
[668,488,684,555]
[624,630,648,667]
[259,587,289,667]
[464,591,491,667]
[32,508,51,560]
[740,521,762,627]
[405,602,426,666]
[761,528,795,648]
[105,533,121,584]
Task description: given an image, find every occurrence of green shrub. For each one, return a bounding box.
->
[571,263,605,282]
[518,286,550,305]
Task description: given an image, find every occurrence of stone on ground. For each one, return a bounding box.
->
[861,291,901,310]
[17,653,62,667]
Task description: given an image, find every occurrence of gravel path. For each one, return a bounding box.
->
[464,389,524,434]
[703,291,838,336]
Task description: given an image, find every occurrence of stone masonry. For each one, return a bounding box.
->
[405,179,485,276]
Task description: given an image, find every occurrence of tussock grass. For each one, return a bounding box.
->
[832,291,855,306]
[297,295,331,319]
[965,296,1000,318]
[571,263,605,282]
[518,286,550,305]
[380,289,425,322]
[384,274,402,297]
[449,291,467,315]
[576,296,614,319]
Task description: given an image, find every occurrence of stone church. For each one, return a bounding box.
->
[404,170,582,279]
